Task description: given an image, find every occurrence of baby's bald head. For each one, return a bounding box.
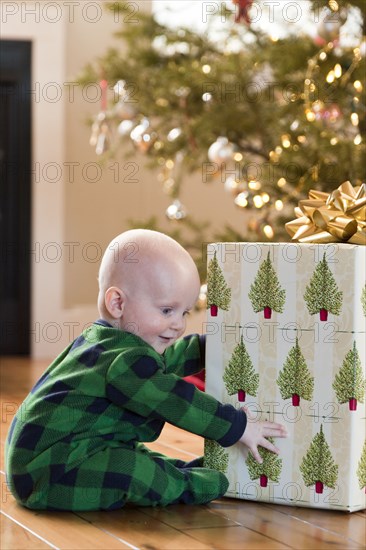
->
[97,229,199,319]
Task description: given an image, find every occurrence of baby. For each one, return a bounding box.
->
[5,229,287,511]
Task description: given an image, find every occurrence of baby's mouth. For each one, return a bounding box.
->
[159,335,173,344]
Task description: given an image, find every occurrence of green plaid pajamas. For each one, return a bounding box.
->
[5,320,246,511]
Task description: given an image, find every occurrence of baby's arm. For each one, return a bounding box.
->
[239,407,288,463]
[163,334,205,376]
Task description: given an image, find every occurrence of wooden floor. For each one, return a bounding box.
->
[1,357,365,550]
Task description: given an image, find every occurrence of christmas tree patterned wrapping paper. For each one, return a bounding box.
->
[205,242,366,511]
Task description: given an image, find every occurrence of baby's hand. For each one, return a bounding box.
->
[239,407,288,463]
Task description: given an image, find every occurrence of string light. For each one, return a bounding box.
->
[354,134,362,145]
[277,178,286,188]
[306,110,316,122]
[253,195,264,208]
[234,192,248,207]
[334,64,342,78]
[269,150,279,162]
[248,180,261,190]
[275,200,284,210]
[263,225,274,238]
[326,70,335,83]
[281,135,291,148]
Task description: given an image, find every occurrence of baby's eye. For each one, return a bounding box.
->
[161,308,173,315]
[183,310,190,316]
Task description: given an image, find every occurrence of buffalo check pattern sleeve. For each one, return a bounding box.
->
[106,338,246,447]
[163,334,206,376]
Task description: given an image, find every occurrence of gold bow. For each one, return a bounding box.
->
[285,181,366,245]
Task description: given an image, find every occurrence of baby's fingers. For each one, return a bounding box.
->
[260,437,280,455]
[263,422,288,438]
[249,446,263,464]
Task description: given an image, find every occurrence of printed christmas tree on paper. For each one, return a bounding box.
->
[304,253,343,321]
[246,437,282,488]
[203,440,229,475]
[357,440,366,493]
[333,341,366,411]
[276,337,314,406]
[300,425,338,495]
[248,251,285,319]
[223,336,259,402]
[207,252,231,316]
[361,284,366,317]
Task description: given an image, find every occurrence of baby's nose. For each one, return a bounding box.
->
[171,315,185,331]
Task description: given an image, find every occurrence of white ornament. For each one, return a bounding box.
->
[208,137,236,164]
[118,119,134,136]
[166,200,187,220]
[130,118,157,153]
[114,101,137,120]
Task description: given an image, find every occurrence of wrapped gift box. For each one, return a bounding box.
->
[205,242,366,512]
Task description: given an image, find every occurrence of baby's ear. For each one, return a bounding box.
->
[104,287,125,319]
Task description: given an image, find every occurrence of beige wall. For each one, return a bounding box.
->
[2,1,246,358]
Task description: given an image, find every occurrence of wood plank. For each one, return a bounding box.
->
[0,357,48,395]
[208,499,364,550]
[77,509,213,550]
[1,478,131,550]
[146,440,198,461]
[140,502,237,529]
[152,423,204,457]
[1,511,52,549]
[264,503,366,547]
[183,525,288,550]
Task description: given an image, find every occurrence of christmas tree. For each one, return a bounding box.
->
[300,425,338,494]
[357,440,366,493]
[304,252,343,321]
[203,439,229,475]
[246,436,282,488]
[332,341,366,411]
[223,336,259,402]
[362,284,366,317]
[206,251,231,316]
[276,337,314,406]
[79,0,365,243]
[248,251,285,318]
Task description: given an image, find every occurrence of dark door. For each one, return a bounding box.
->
[0,40,32,354]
